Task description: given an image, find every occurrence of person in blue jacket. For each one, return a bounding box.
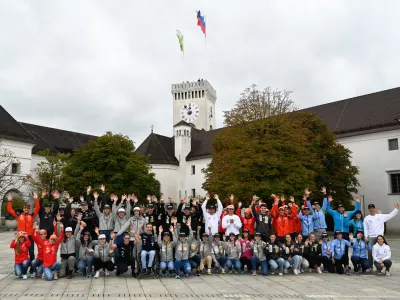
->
[306,187,328,240]
[320,233,335,273]
[349,211,364,235]
[298,207,314,239]
[331,230,353,275]
[350,229,371,274]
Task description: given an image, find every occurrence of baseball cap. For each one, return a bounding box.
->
[335,230,342,235]
[98,234,106,239]
[202,232,209,236]
[208,204,216,209]
[184,205,191,210]
[133,207,140,211]
[166,204,173,210]
[163,231,170,236]
[337,204,344,208]
[104,204,111,209]
[80,201,88,206]
[255,232,261,236]
[117,208,126,213]
[83,231,91,236]
[368,204,375,209]
[303,206,310,210]
[45,203,52,208]
[259,203,267,208]
[147,203,154,208]
[179,232,186,237]
[65,227,73,232]
[313,201,320,206]
[243,229,250,233]
[322,233,328,238]
[226,205,234,210]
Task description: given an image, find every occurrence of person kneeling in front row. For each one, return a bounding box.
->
[372,235,392,276]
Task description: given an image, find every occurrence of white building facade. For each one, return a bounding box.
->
[137,82,400,232]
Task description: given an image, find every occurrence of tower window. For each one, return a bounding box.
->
[181,92,183,100]
[202,90,205,97]
[195,91,198,98]
[11,163,21,174]
[192,91,194,98]
[191,165,195,175]
[178,93,181,100]
[174,93,177,100]
[185,92,187,99]
[188,92,191,99]
[191,189,196,197]
[210,125,213,130]
[389,138,399,151]
[179,130,181,135]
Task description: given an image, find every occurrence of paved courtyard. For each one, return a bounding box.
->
[0,230,399,300]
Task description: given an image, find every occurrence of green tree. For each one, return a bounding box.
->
[203,85,359,207]
[27,149,70,199]
[64,132,160,199]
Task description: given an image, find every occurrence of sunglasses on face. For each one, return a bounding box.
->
[99,238,106,240]
[124,237,130,240]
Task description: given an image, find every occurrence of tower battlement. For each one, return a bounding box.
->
[171,79,216,100]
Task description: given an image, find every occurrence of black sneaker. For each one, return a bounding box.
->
[142,269,147,274]
[132,272,137,278]
[116,271,120,276]
[196,270,200,276]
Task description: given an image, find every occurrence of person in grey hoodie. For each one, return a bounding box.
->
[93,234,115,278]
[199,229,214,275]
[116,207,147,237]
[174,224,194,279]
[250,232,268,276]
[93,192,114,242]
[59,214,81,279]
[224,232,242,273]
[211,233,227,274]
[157,225,177,277]
[76,221,98,277]
[112,195,131,266]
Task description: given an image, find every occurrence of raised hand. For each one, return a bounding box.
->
[93,192,99,199]
[152,226,157,232]
[56,214,62,222]
[94,227,99,235]
[87,186,92,194]
[68,197,74,204]
[289,196,295,203]
[41,190,47,198]
[121,194,127,201]
[160,198,165,204]
[321,186,327,194]
[76,213,82,222]
[214,194,219,200]
[238,202,242,208]
[169,225,174,232]
[7,193,12,202]
[100,184,105,192]
[110,232,116,239]
[130,227,135,235]
[33,222,39,230]
[79,196,84,202]
[205,194,210,201]
[33,192,38,199]
[328,195,333,203]
[159,225,163,232]
[304,188,310,196]
[133,196,138,204]
[229,194,234,201]
[395,203,400,209]
[355,196,361,203]
[180,198,184,204]
[147,195,151,202]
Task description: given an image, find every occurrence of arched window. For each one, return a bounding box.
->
[195,91,198,98]
[202,90,205,97]
[179,130,182,135]
[178,93,180,100]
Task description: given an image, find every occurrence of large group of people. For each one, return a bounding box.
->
[7,186,399,281]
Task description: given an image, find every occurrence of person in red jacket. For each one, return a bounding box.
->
[271,197,297,243]
[236,202,255,237]
[10,231,31,280]
[7,192,40,262]
[35,223,64,281]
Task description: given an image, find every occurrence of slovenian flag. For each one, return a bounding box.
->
[197,11,206,37]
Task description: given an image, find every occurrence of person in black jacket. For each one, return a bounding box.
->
[144,203,158,227]
[39,190,60,238]
[79,200,97,240]
[158,202,176,233]
[252,197,272,243]
[265,234,285,275]
[176,200,194,236]
[114,232,140,277]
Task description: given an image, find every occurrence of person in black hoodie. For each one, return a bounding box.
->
[62,194,78,231]
[113,231,140,277]
[39,190,60,239]
[78,199,97,240]
[265,234,285,275]
[176,200,194,236]
[303,232,323,273]
[158,202,176,233]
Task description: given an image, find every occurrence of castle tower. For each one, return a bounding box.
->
[171,79,217,131]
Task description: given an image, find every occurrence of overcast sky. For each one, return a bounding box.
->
[1,1,399,147]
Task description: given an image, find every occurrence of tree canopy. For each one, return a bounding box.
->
[203,86,359,207]
[64,132,160,199]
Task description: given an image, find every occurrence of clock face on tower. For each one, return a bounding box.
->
[180,103,199,123]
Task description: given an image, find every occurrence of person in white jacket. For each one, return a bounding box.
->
[201,194,223,235]
[372,235,392,276]
[364,203,399,266]
[222,205,242,237]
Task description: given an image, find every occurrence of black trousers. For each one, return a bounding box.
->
[307,256,323,267]
[94,259,114,272]
[321,256,335,273]
[240,257,252,271]
[117,258,135,274]
[334,256,349,274]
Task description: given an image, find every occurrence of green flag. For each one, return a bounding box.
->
[176,30,184,54]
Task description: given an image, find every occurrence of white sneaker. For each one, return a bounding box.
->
[278,273,283,276]
[221,269,225,274]
[385,271,390,276]
[283,269,288,274]
[293,269,298,275]
[22,275,27,280]
[105,270,110,276]
[42,273,45,279]
[53,272,58,280]
[270,271,275,275]
[207,269,211,275]
[94,271,100,278]
[365,268,372,273]
[300,269,304,273]
[317,267,322,274]
[31,272,36,279]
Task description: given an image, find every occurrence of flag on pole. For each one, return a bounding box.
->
[176,30,184,54]
[196,10,206,37]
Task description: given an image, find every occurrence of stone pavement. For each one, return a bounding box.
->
[0,231,399,300]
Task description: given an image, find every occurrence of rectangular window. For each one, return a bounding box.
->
[179,190,182,198]
[195,91,198,98]
[178,93,180,100]
[185,92,187,99]
[388,138,399,151]
[192,189,196,197]
[202,90,205,97]
[191,165,195,175]
[390,173,400,194]
[192,91,194,98]
[11,163,20,174]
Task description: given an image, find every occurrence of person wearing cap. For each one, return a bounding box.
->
[251,196,272,242]
[159,201,177,233]
[36,223,64,281]
[199,229,214,275]
[10,231,31,280]
[7,192,40,262]
[372,235,392,276]
[224,232,242,273]
[93,233,115,278]
[59,214,82,279]
[320,233,334,273]
[114,231,140,277]
[236,202,255,238]
[157,225,177,277]
[303,232,323,273]
[271,197,295,243]
[116,206,147,239]
[211,233,227,274]
[298,206,314,240]
[293,234,309,273]
[349,210,364,235]
[364,202,399,267]
[239,229,253,273]
[93,191,114,242]
[265,234,285,275]
[176,199,194,236]
[39,190,60,239]
[305,187,328,240]
[78,198,97,238]
[111,195,131,266]
[250,232,268,276]
[282,234,298,275]
[350,229,371,274]
[174,224,194,278]
[331,230,353,275]
[75,220,97,277]
[201,194,224,235]
[222,204,242,237]
[144,201,158,228]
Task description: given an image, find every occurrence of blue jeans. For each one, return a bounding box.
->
[226,259,241,271]
[43,262,61,281]
[269,258,285,273]
[251,257,268,275]
[175,259,191,274]
[31,259,43,275]
[190,254,201,268]
[100,230,112,243]
[217,255,227,268]
[141,250,156,269]
[160,261,175,271]
[285,255,301,269]
[14,260,31,276]
[113,235,123,265]
[351,256,371,272]
[78,256,94,274]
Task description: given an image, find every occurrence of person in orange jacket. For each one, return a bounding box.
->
[10,231,31,279]
[271,196,297,243]
[7,192,40,262]
[286,197,299,237]
[35,223,64,281]
[236,202,255,237]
